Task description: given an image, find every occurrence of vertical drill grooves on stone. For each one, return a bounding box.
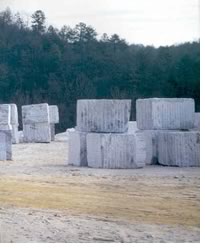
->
[76,99,131,133]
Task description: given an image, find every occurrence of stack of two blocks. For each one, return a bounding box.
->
[68,100,146,168]
[137,98,200,167]
[0,104,19,160]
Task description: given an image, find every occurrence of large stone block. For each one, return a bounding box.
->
[76,100,131,133]
[23,123,51,143]
[0,130,12,160]
[0,104,11,125]
[136,98,195,130]
[22,103,50,124]
[158,131,200,167]
[87,132,146,169]
[49,105,59,124]
[68,130,87,167]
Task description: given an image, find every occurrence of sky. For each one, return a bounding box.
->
[0,0,200,46]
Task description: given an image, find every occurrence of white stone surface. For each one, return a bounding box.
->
[23,123,51,143]
[87,132,146,169]
[128,121,138,133]
[136,98,195,130]
[10,104,18,125]
[68,130,87,167]
[11,125,19,144]
[22,103,50,124]
[158,131,200,167]
[0,104,11,125]
[76,100,131,133]
[49,105,59,124]
[0,130,12,160]
[194,113,200,130]
[18,131,24,143]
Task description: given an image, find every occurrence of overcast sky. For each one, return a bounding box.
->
[0,0,199,46]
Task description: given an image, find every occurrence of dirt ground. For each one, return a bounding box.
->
[0,133,200,243]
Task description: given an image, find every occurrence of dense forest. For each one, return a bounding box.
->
[0,9,200,131]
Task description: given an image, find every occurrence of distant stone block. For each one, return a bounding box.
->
[68,130,87,167]
[76,100,131,133]
[23,123,51,143]
[11,125,19,144]
[194,113,200,130]
[87,132,146,169]
[22,103,49,124]
[158,131,200,167]
[0,130,12,160]
[136,98,195,130]
[49,105,59,124]
[0,104,11,125]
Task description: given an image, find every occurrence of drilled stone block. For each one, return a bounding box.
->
[22,103,49,124]
[0,130,12,160]
[87,132,146,169]
[158,131,200,167]
[136,98,195,130]
[76,100,131,133]
[68,130,87,167]
[23,123,51,143]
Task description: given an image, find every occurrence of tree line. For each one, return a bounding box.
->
[0,9,200,131]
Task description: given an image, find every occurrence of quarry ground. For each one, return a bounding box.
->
[0,133,200,243]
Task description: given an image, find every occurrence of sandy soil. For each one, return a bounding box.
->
[0,133,200,243]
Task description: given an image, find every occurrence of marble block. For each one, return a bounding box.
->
[136,98,195,130]
[0,104,11,125]
[68,130,87,167]
[76,99,131,133]
[87,132,146,169]
[0,130,12,160]
[23,123,51,143]
[158,131,200,167]
[22,103,50,124]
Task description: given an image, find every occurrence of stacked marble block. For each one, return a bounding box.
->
[136,98,199,167]
[0,104,12,160]
[22,103,51,143]
[68,100,146,168]
[49,105,59,141]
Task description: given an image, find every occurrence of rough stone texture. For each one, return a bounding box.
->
[158,131,200,167]
[22,103,50,124]
[9,104,19,144]
[144,130,159,165]
[194,113,200,130]
[0,130,12,160]
[136,98,195,130]
[0,124,12,130]
[50,124,55,141]
[87,132,146,169]
[10,104,18,125]
[0,104,11,125]
[76,100,131,133]
[128,121,138,133]
[49,105,59,124]
[68,130,87,167]
[11,125,19,144]
[23,123,51,143]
